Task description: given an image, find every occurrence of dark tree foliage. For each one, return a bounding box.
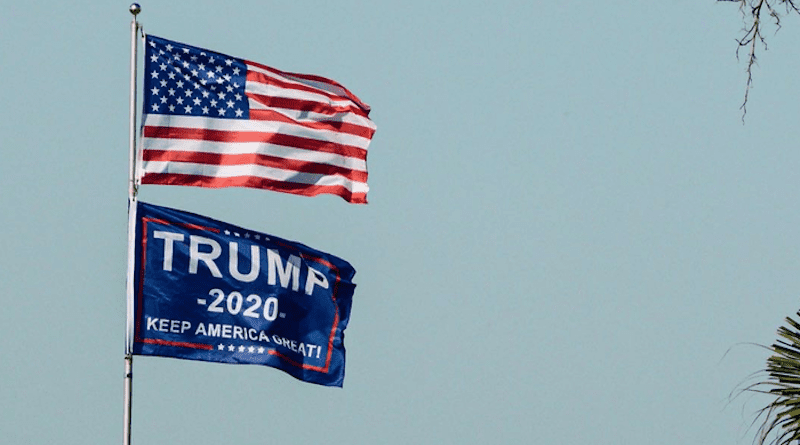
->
[720,0,800,118]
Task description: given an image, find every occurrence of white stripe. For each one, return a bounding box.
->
[246,64,351,101]
[246,78,361,110]
[246,97,376,130]
[141,137,367,172]
[244,65,374,124]
[141,161,369,194]
[143,113,372,150]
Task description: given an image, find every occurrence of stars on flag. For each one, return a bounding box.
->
[222,229,267,241]
[145,37,248,119]
[218,343,268,354]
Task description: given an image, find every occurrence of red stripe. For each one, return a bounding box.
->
[141,173,368,204]
[245,60,371,113]
[143,126,368,160]
[246,86,370,120]
[142,216,220,233]
[141,338,215,351]
[324,301,340,372]
[248,109,375,140]
[267,350,328,373]
[246,69,371,119]
[134,218,149,343]
[142,150,368,182]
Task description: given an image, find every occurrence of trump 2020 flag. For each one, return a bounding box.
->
[140,35,376,204]
[132,201,356,387]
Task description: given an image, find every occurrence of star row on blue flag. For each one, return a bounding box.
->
[218,344,270,354]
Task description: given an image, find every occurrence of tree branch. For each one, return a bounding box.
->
[720,0,800,121]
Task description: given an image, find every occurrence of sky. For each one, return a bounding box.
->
[2,1,800,444]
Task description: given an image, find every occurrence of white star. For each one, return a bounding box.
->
[217,108,226,116]
[148,40,155,47]
[168,104,175,112]
[235,108,244,117]
[234,232,240,237]
[254,234,260,240]
[167,71,176,80]
[182,60,190,69]
[151,103,159,112]
[168,88,175,96]
[198,63,206,71]
[224,230,231,235]
[151,87,159,95]
[176,80,184,89]
[201,91,210,98]
[210,99,218,107]
[225,59,233,66]
[193,98,201,106]
[159,63,167,71]
[160,79,168,87]
[248,346,255,353]
[227,344,235,351]
[234,93,242,101]
[238,345,245,352]
[226,84,234,93]
[215,65,223,73]
[150,54,158,62]
[184,105,192,113]
[176,97,184,105]
[257,346,265,354]
[150,71,159,79]
[218,344,225,350]
[232,67,241,76]
[227,100,234,108]
[184,89,193,97]
[202,106,209,114]
[218,92,226,100]
[191,69,199,77]
[207,71,216,79]
[160,96,168,104]
[182,47,189,53]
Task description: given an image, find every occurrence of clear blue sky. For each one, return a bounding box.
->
[2,1,800,443]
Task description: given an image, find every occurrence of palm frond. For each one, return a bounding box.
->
[749,310,800,445]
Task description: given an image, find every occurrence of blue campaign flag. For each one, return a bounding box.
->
[132,201,356,387]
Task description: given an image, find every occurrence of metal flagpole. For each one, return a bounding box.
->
[124,4,141,445]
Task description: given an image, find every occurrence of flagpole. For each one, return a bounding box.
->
[124,4,141,445]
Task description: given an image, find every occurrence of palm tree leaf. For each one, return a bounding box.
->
[749,310,800,445]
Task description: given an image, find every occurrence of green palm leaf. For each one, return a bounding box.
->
[750,310,800,445]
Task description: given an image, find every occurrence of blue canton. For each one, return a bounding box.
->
[144,35,249,119]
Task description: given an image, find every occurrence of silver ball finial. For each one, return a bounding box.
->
[129,3,141,15]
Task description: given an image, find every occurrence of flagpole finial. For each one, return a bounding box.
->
[129,3,141,15]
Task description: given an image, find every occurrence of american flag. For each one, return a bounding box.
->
[139,35,376,204]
